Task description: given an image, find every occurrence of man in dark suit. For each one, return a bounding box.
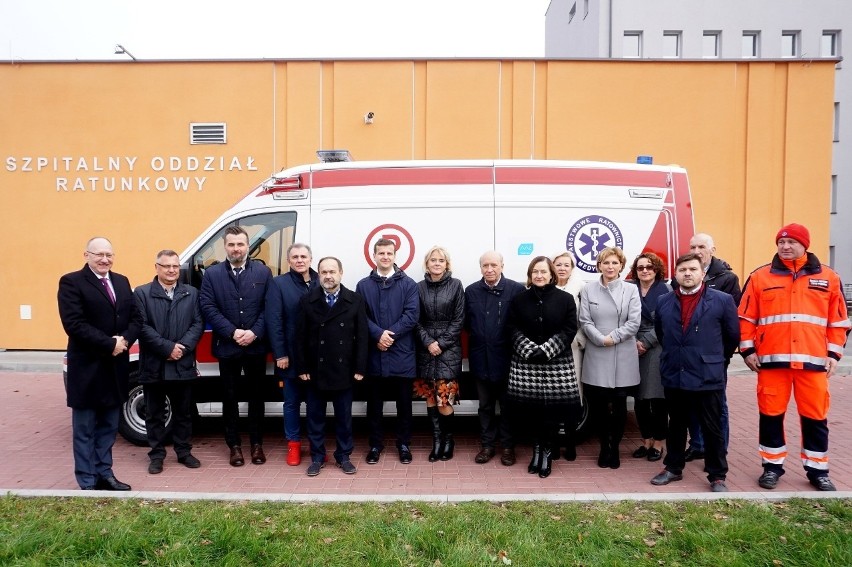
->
[199,226,273,467]
[355,238,420,465]
[58,236,141,490]
[295,257,368,476]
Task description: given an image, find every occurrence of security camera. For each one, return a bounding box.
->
[364,112,375,124]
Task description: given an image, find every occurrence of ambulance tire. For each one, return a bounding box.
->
[118,369,173,447]
[574,394,591,440]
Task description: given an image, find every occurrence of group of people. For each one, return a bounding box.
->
[58,222,848,492]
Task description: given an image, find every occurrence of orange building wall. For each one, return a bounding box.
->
[0,59,836,349]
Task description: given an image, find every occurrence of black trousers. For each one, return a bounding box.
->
[584,384,629,449]
[219,354,267,448]
[664,387,727,482]
[144,380,194,460]
[475,377,513,449]
[366,376,412,450]
[634,398,668,441]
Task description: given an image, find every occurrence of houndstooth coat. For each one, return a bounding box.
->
[505,284,580,406]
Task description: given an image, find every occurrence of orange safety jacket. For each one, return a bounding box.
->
[739,252,850,371]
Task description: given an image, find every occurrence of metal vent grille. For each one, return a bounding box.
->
[190,122,227,145]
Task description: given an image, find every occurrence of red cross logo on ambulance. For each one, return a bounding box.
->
[566,215,624,273]
[363,223,416,271]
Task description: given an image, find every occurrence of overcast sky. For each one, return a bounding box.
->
[0,0,551,61]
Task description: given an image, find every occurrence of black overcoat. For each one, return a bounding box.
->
[58,265,142,409]
[134,278,204,383]
[295,285,369,391]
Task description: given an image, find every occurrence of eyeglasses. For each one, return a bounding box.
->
[636,266,655,272]
[86,252,114,259]
[156,263,181,270]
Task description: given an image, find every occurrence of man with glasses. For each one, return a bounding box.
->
[58,237,141,490]
[133,250,204,475]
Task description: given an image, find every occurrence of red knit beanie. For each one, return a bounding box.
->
[776,223,810,249]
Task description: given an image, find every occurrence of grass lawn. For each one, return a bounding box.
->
[0,496,850,566]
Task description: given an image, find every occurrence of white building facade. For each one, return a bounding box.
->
[546,0,852,289]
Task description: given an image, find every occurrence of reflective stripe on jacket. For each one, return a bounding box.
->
[738,252,850,372]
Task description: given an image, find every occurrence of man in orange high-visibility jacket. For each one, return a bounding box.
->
[739,223,850,492]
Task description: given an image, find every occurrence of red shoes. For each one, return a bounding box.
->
[286,441,301,466]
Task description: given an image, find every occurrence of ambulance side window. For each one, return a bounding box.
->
[186,212,297,289]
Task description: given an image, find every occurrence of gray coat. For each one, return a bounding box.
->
[578,277,641,389]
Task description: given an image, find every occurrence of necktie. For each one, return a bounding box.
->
[100,277,115,305]
[234,266,243,277]
[327,293,336,308]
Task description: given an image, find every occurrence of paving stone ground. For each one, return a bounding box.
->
[1,366,850,500]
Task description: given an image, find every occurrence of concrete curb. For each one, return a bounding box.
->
[4,488,852,503]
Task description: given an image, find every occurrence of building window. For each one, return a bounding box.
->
[703,32,721,58]
[623,32,642,58]
[190,122,227,144]
[569,2,576,23]
[663,32,682,58]
[584,0,589,18]
[830,175,838,214]
[829,246,835,268]
[822,31,840,57]
[782,31,800,58]
[834,102,840,142]
[742,31,760,57]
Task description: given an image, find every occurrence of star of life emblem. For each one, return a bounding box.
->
[566,215,625,273]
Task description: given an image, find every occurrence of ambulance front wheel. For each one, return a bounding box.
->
[118,370,173,447]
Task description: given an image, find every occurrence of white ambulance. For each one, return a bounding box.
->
[118,159,695,444]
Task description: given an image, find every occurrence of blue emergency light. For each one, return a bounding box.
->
[636,155,653,164]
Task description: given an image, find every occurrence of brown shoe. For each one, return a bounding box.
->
[251,444,266,465]
[229,446,244,467]
[500,447,516,466]
[474,447,495,464]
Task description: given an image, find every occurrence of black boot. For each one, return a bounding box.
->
[539,445,553,478]
[439,412,455,461]
[609,429,623,469]
[597,436,611,468]
[528,444,542,474]
[427,407,443,462]
[564,430,577,461]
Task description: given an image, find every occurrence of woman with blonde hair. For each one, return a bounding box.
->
[414,246,465,461]
[552,251,586,460]
[579,247,641,469]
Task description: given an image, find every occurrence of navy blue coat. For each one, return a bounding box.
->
[655,286,740,391]
[265,267,318,379]
[355,267,420,378]
[199,258,273,359]
[464,276,525,382]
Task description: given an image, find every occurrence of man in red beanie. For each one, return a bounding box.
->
[739,223,850,491]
